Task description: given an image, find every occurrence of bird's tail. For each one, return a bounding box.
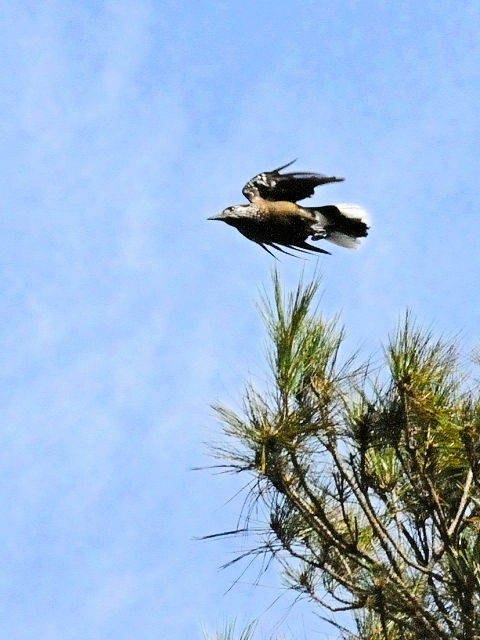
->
[304,204,370,249]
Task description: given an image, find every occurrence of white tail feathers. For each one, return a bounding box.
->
[326,231,363,249]
[323,203,370,249]
[306,202,370,250]
[334,203,371,226]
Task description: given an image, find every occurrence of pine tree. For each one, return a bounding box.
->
[208,272,480,640]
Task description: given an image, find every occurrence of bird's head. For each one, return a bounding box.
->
[208,205,250,225]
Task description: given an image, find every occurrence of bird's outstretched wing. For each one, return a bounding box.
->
[242,160,344,203]
[235,219,332,258]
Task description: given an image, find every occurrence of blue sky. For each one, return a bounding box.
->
[1,1,480,639]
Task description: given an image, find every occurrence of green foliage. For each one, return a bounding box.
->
[202,620,257,640]
[210,271,480,640]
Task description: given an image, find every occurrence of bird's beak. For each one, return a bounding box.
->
[207,213,223,220]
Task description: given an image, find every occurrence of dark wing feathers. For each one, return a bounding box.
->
[235,206,333,257]
[257,243,278,259]
[269,240,330,256]
[291,240,331,255]
[256,240,330,258]
[242,159,344,203]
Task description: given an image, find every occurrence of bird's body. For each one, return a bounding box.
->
[209,160,369,257]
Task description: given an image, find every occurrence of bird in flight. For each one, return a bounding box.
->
[208,160,369,257]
